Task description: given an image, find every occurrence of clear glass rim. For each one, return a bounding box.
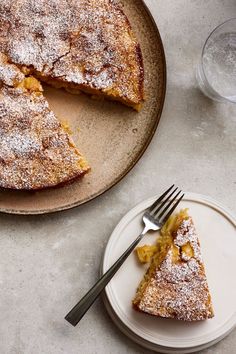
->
[200,17,236,103]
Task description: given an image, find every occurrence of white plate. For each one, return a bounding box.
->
[102,291,231,353]
[102,193,236,351]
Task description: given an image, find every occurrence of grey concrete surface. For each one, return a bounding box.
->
[1,1,236,353]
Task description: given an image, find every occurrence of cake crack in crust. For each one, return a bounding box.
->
[133,212,214,321]
[0,0,144,110]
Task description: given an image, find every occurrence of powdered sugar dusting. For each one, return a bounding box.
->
[1,132,41,156]
[0,0,144,105]
[0,53,24,86]
[175,217,202,262]
[137,217,214,321]
[0,58,88,189]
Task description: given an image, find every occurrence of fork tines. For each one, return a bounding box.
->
[150,185,184,224]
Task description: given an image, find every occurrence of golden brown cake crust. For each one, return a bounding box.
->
[0,54,89,190]
[0,0,144,109]
[133,217,214,321]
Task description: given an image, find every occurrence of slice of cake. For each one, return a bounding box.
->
[0,0,144,110]
[133,209,214,321]
[0,54,89,190]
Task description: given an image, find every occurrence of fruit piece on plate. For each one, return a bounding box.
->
[136,245,158,264]
[133,209,214,321]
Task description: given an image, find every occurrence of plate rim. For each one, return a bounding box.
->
[0,0,166,215]
[102,291,234,353]
[102,192,236,349]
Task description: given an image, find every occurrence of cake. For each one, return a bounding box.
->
[133,210,214,321]
[0,0,144,190]
[0,0,144,110]
[0,54,89,190]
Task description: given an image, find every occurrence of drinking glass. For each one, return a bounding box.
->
[196,18,236,103]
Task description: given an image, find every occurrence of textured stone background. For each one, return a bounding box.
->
[0,0,236,353]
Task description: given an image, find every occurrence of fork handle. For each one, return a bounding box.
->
[65,232,145,326]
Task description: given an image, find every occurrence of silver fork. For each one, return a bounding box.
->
[65,185,184,326]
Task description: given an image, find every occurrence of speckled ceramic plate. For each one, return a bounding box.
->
[102,193,236,352]
[0,0,166,214]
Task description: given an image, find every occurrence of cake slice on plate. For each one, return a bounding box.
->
[133,209,214,321]
[0,54,89,190]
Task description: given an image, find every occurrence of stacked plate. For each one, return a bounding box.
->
[101,193,236,353]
